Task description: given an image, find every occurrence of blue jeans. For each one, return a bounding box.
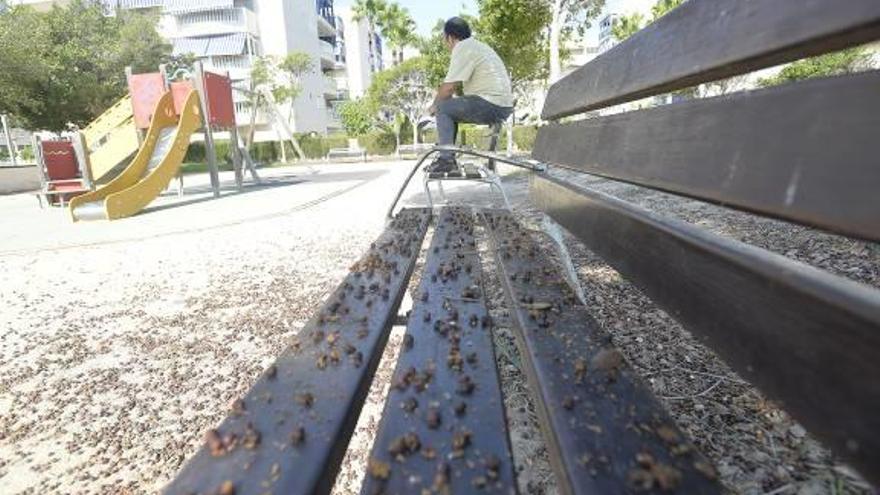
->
[436,96,512,159]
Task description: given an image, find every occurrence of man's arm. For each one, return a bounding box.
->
[429,82,458,115]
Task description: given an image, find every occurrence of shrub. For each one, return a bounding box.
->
[358,132,397,155]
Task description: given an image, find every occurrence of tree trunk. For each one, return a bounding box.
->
[412,117,419,145]
[246,94,260,148]
[549,0,564,83]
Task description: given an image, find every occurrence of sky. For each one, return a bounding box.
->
[334,0,480,37]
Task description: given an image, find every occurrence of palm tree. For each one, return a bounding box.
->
[378,3,416,66]
[352,0,388,71]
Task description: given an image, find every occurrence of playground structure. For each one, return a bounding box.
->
[45,62,262,221]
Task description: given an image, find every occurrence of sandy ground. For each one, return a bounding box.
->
[1,159,877,494]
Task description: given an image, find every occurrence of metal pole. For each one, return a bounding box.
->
[195,62,221,198]
[227,71,243,190]
[1,114,17,167]
[71,132,94,191]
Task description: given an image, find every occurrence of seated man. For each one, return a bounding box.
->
[428,17,514,173]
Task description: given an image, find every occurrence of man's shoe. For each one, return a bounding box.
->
[427,157,457,177]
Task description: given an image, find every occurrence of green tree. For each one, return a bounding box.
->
[548,0,605,82]
[611,12,645,41]
[367,57,434,146]
[0,0,169,131]
[352,0,388,70]
[650,0,684,20]
[478,0,552,88]
[337,98,374,137]
[758,48,872,87]
[417,21,453,88]
[613,0,682,42]
[378,3,416,66]
[0,4,49,126]
[251,53,314,126]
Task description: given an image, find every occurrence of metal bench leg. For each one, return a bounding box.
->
[490,178,511,210]
[423,178,435,209]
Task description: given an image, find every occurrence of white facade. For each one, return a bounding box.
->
[338,7,383,99]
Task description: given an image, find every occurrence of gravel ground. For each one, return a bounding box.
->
[0,163,407,494]
[491,167,878,495]
[1,161,876,494]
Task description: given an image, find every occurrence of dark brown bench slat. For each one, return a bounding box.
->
[530,174,880,485]
[534,71,880,241]
[165,208,430,495]
[542,0,880,119]
[483,210,721,495]
[361,208,516,495]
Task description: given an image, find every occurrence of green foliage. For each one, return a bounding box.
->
[613,0,682,42]
[612,12,645,41]
[0,0,170,131]
[366,57,433,143]
[296,133,349,159]
[337,99,374,137]
[378,3,416,65]
[477,0,552,87]
[557,0,606,37]
[650,0,684,20]
[251,53,314,107]
[358,132,397,155]
[417,22,452,88]
[758,48,872,88]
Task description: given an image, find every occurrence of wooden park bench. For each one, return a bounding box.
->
[396,142,435,159]
[165,1,879,493]
[327,147,368,163]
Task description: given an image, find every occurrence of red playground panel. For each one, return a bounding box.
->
[41,141,79,180]
[129,73,167,129]
[203,71,236,128]
[39,140,87,205]
[171,80,195,116]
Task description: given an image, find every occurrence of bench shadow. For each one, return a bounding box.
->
[143,169,387,215]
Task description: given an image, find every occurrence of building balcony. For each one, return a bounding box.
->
[322,77,338,98]
[202,56,253,82]
[317,15,336,37]
[319,40,336,69]
[170,7,259,39]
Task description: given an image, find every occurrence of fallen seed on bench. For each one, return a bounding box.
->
[368,458,391,480]
[218,480,235,495]
[401,397,418,413]
[229,399,246,416]
[290,426,305,446]
[295,393,314,408]
[242,423,260,450]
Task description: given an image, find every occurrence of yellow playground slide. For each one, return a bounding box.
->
[69,90,202,221]
[81,94,140,183]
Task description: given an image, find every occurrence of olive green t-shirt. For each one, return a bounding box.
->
[444,38,514,108]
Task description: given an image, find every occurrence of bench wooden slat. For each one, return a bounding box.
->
[534,71,880,241]
[360,208,516,494]
[165,208,430,495]
[541,0,880,119]
[483,210,721,495]
[530,175,880,484]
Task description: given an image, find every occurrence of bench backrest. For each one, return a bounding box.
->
[532,0,880,485]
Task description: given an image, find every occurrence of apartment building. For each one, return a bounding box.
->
[7,0,384,136]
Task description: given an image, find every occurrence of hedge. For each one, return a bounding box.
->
[178,125,539,166]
